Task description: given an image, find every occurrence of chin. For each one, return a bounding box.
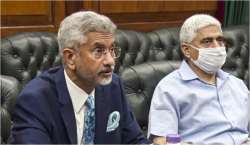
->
[99,76,112,85]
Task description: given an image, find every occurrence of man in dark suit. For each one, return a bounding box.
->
[11,11,149,144]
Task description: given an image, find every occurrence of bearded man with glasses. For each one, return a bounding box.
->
[11,11,149,144]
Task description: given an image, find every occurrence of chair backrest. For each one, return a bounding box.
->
[222,25,249,87]
[115,28,182,73]
[2,26,248,88]
[1,32,61,88]
[1,75,21,143]
[120,61,181,135]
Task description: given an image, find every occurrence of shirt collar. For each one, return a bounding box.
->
[178,60,199,81]
[178,60,229,81]
[64,70,95,113]
[216,69,229,80]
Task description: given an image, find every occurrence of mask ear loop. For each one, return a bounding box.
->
[182,43,199,59]
[187,43,199,51]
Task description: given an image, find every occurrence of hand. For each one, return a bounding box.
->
[241,140,250,145]
[152,136,166,145]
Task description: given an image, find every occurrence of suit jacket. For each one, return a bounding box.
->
[11,66,149,144]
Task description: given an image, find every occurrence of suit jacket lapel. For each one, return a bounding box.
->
[55,67,77,144]
[94,85,110,143]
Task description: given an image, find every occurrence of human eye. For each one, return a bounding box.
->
[92,47,104,58]
[94,47,103,53]
[201,38,212,45]
[109,46,115,53]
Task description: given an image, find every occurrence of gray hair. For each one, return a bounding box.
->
[180,14,222,43]
[57,11,117,55]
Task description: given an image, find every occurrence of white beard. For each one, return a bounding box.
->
[99,65,114,85]
[99,75,112,85]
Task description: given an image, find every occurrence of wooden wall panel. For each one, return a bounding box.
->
[65,1,99,16]
[1,1,220,37]
[100,1,217,13]
[2,1,49,15]
[1,1,65,37]
[98,1,218,31]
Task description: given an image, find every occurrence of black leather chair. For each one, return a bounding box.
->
[115,28,183,74]
[223,25,249,86]
[147,27,182,61]
[120,61,181,135]
[1,75,20,144]
[1,32,61,88]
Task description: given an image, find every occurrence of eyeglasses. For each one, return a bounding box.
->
[92,45,121,59]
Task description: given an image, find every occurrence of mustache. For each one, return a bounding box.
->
[98,65,115,74]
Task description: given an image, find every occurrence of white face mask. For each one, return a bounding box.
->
[189,45,227,74]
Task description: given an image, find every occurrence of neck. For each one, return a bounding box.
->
[65,68,95,94]
[187,60,216,85]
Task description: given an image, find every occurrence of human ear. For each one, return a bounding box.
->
[181,43,191,59]
[62,48,77,70]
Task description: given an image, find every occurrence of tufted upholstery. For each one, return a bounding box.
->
[223,25,249,86]
[1,25,249,143]
[148,27,182,61]
[3,26,248,87]
[120,61,181,135]
[115,28,182,73]
[1,75,21,144]
[114,30,154,73]
[1,108,11,144]
[1,32,61,88]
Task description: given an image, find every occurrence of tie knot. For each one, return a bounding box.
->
[86,95,94,109]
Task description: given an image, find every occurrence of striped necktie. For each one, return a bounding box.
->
[82,95,95,144]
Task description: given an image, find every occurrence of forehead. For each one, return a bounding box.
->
[85,32,115,45]
[194,25,223,40]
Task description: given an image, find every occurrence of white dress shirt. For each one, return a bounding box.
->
[64,70,95,144]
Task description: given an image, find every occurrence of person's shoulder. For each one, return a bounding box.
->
[18,66,63,99]
[158,69,180,86]
[227,74,249,90]
[26,66,61,86]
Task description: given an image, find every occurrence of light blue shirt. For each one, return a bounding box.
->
[148,60,250,145]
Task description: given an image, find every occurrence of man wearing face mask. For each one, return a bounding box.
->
[148,14,250,145]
